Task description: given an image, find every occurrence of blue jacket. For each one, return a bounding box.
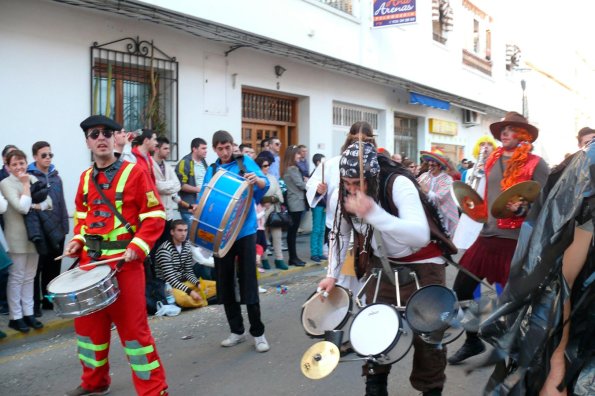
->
[27,163,69,235]
[201,155,269,240]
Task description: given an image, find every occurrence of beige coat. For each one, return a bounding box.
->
[0,174,52,254]
[153,159,182,220]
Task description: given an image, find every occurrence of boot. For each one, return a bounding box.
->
[447,333,485,364]
[261,258,271,270]
[365,373,388,396]
[274,259,288,270]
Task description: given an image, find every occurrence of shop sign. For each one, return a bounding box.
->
[373,0,416,27]
[429,118,458,136]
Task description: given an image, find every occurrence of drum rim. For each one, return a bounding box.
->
[349,303,402,358]
[300,285,353,338]
[190,169,254,258]
[47,266,117,295]
[377,314,414,365]
[405,284,458,333]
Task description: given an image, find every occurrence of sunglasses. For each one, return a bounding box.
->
[262,164,270,168]
[40,153,54,159]
[87,129,114,139]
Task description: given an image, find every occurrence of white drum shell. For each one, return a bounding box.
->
[349,303,413,364]
[301,285,358,343]
[47,267,120,318]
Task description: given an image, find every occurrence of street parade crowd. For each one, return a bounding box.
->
[0,114,593,396]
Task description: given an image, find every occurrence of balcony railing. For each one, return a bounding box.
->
[315,0,353,15]
[462,49,492,76]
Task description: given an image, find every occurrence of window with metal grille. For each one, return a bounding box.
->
[242,91,295,123]
[332,103,378,130]
[313,0,353,15]
[90,37,179,159]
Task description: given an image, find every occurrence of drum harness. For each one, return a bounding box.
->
[83,172,133,267]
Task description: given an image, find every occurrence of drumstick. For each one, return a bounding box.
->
[301,290,328,308]
[78,256,125,269]
[54,254,69,261]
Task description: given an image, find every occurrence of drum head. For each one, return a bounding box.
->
[47,266,112,294]
[350,304,400,357]
[406,285,458,334]
[301,286,351,337]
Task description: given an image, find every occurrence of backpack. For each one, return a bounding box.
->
[145,277,168,315]
[209,154,247,176]
[377,155,458,258]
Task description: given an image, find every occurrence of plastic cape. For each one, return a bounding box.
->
[480,144,594,396]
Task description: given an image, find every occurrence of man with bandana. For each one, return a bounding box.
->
[448,112,549,365]
[318,141,447,396]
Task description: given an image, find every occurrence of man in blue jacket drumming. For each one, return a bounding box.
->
[200,130,271,352]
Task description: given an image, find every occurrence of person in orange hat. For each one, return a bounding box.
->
[417,149,459,235]
[447,112,549,365]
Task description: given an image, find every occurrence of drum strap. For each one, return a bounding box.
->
[373,229,396,286]
[90,176,135,236]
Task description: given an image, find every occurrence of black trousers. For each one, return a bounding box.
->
[287,211,303,260]
[34,240,64,308]
[215,233,264,337]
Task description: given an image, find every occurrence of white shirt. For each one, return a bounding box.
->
[306,155,341,228]
[326,175,435,280]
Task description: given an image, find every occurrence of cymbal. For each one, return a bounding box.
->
[300,341,340,380]
[491,181,541,219]
[451,181,487,223]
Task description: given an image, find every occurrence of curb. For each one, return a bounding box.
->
[0,260,326,347]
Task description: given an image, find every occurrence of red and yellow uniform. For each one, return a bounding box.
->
[70,160,167,395]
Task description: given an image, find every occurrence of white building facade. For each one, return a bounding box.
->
[1,0,550,214]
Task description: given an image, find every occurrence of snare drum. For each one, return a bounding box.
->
[190,169,253,257]
[47,266,119,318]
[301,285,358,343]
[349,303,413,364]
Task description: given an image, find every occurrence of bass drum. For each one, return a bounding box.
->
[349,303,413,365]
[301,285,358,343]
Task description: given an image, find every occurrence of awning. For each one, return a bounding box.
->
[409,92,450,110]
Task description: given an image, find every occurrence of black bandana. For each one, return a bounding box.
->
[339,142,380,178]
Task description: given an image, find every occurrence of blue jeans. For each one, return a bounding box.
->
[310,206,326,257]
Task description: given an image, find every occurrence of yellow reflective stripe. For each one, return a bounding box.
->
[113,163,135,229]
[108,226,137,240]
[75,211,87,219]
[124,344,155,356]
[82,246,127,256]
[73,235,86,244]
[78,353,108,368]
[77,339,108,351]
[130,360,160,372]
[82,168,92,196]
[139,210,166,221]
[131,237,150,255]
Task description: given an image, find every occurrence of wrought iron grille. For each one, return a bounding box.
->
[332,103,378,129]
[242,92,295,123]
[90,37,179,159]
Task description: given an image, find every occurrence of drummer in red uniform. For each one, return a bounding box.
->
[62,115,168,396]
[318,140,447,396]
[200,130,271,353]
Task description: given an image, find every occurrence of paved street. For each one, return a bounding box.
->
[0,236,494,395]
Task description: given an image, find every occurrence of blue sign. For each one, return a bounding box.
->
[373,0,416,27]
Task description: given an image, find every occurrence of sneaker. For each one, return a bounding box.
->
[8,318,29,333]
[319,255,328,261]
[310,256,321,263]
[64,385,110,396]
[258,286,267,294]
[447,337,486,364]
[254,334,270,353]
[221,332,247,347]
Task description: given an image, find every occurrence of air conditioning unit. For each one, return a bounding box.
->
[462,109,480,126]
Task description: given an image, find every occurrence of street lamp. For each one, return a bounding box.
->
[521,79,528,118]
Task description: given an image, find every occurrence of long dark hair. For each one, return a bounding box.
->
[340,121,377,152]
[281,145,300,176]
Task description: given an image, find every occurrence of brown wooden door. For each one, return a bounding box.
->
[241,123,285,155]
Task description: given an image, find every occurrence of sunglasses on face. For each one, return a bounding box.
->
[40,153,54,159]
[87,129,114,139]
[262,164,270,168]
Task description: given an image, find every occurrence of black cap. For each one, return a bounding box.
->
[80,115,122,132]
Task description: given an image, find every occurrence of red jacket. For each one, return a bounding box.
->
[132,146,157,187]
[72,160,166,267]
